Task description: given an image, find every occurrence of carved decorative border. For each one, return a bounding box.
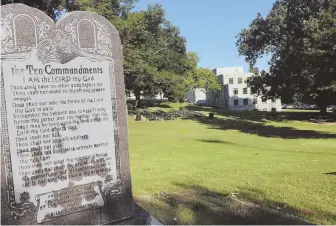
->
[1,59,15,204]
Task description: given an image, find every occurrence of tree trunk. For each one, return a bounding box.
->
[317,102,327,113]
[320,106,327,113]
[135,89,141,108]
[316,91,329,114]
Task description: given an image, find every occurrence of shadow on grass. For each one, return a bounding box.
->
[185,105,336,124]
[196,139,336,156]
[156,104,172,109]
[192,116,336,139]
[195,139,235,144]
[325,172,336,175]
[235,186,336,225]
[136,183,326,225]
[127,100,167,109]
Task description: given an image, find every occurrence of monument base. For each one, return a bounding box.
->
[108,203,162,225]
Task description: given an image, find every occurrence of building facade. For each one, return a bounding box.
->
[207,66,282,111]
[186,88,207,104]
[126,91,167,100]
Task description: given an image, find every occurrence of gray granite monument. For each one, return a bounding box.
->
[0,3,157,225]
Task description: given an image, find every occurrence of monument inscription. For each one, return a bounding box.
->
[1,3,133,225]
[3,57,117,223]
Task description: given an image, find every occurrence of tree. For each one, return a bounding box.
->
[0,0,138,21]
[236,0,336,112]
[75,1,188,106]
[70,0,138,20]
[5,0,191,106]
[184,52,221,94]
[155,70,186,102]
[248,63,259,76]
[1,0,64,19]
[119,4,188,105]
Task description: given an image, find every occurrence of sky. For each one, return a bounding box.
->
[134,0,275,72]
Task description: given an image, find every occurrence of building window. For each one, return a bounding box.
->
[234,99,239,106]
[243,99,248,105]
[243,88,248,94]
[238,77,242,84]
[229,78,234,84]
[253,98,257,104]
[233,88,238,95]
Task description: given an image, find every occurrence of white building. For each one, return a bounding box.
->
[186,88,206,104]
[126,91,167,100]
[207,66,282,112]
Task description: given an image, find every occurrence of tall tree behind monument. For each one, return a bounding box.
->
[236,0,336,112]
[0,0,138,20]
[1,0,64,19]
[74,0,190,105]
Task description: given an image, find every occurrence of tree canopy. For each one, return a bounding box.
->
[1,0,65,19]
[2,0,221,105]
[236,0,336,111]
[71,1,220,104]
[73,1,191,103]
[184,52,221,93]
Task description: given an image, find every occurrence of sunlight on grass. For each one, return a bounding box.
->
[129,104,336,224]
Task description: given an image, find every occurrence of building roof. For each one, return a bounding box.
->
[213,66,251,75]
[218,72,254,77]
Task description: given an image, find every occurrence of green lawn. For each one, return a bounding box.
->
[128,104,336,224]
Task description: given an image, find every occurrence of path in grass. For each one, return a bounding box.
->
[128,107,336,224]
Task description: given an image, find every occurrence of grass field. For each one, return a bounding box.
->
[128,103,336,224]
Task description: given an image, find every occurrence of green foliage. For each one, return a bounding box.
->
[195,68,221,92]
[4,0,219,104]
[1,0,64,20]
[70,0,138,19]
[74,1,188,103]
[236,0,336,110]
[156,71,186,102]
[70,2,220,103]
[184,52,221,93]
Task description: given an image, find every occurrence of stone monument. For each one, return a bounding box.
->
[0,3,155,225]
